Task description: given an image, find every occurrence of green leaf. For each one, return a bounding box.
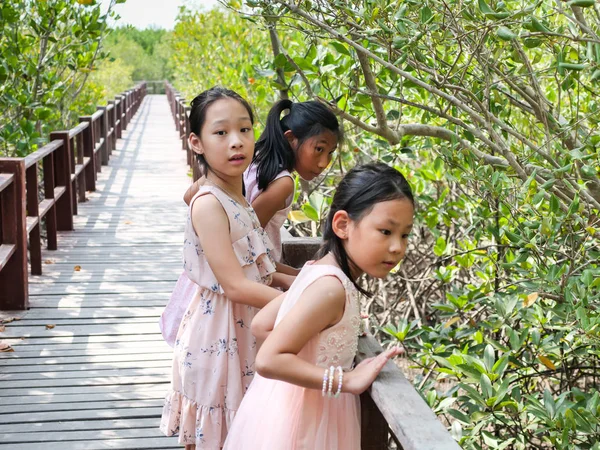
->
[447,408,471,424]
[301,203,319,222]
[550,194,560,213]
[484,344,495,372]
[497,26,517,41]
[480,373,493,399]
[420,6,433,24]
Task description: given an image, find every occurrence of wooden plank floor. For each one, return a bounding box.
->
[0,95,190,449]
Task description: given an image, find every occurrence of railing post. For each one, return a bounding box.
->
[43,152,58,251]
[80,117,96,192]
[108,101,116,153]
[0,159,28,310]
[115,97,123,139]
[25,163,42,275]
[49,131,74,231]
[97,107,109,165]
[360,393,390,450]
[122,93,129,131]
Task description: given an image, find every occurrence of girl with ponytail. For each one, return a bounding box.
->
[161,98,343,347]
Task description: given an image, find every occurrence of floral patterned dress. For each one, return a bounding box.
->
[160,185,276,448]
[223,263,362,450]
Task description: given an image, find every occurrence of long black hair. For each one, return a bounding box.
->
[188,86,254,175]
[253,100,342,190]
[316,162,414,296]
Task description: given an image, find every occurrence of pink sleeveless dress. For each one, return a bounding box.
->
[160,185,276,448]
[160,165,293,347]
[223,263,362,450]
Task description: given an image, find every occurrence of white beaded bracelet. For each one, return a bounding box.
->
[334,366,344,398]
[321,368,329,397]
[327,366,335,397]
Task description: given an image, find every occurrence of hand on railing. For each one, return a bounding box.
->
[344,346,403,395]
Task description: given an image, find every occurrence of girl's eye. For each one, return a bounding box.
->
[380,229,391,236]
[402,233,411,239]
[241,127,251,133]
[315,147,324,153]
[215,131,226,136]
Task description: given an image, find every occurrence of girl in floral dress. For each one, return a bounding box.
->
[160,87,289,449]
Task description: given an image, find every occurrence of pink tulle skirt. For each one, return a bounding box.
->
[223,374,361,450]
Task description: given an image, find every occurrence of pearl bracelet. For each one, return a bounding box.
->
[327,366,335,397]
[334,366,344,398]
[321,368,329,397]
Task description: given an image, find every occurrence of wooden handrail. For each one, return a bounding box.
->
[0,82,147,310]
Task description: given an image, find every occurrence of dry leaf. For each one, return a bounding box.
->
[2,317,15,324]
[0,342,14,352]
[45,324,55,329]
[124,220,132,225]
[444,316,461,328]
[74,265,82,272]
[287,210,310,223]
[0,325,5,332]
[44,259,55,265]
[523,292,539,307]
[538,355,556,370]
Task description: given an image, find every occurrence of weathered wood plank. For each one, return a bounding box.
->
[0,398,164,415]
[0,417,160,434]
[0,374,169,389]
[0,427,167,444]
[0,406,163,424]
[0,437,180,450]
[0,322,162,339]
[0,340,169,355]
[0,388,165,406]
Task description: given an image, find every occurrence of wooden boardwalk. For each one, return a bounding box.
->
[0,95,189,449]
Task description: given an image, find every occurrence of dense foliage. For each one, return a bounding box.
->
[173,1,600,447]
[0,0,125,156]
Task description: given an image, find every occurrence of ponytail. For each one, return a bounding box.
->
[254,100,342,191]
[254,99,296,191]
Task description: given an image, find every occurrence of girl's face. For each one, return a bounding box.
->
[288,130,338,181]
[190,98,255,178]
[341,198,414,279]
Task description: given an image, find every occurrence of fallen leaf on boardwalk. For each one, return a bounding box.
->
[523,292,539,307]
[74,265,82,271]
[45,324,56,329]
[0,325,5,332]
[0,342,14,352]
[2,317,15,324]
[44,259,55,265]
[538,355,556,370]
[124,220,132,224]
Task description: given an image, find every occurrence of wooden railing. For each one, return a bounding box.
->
[165,82,200,180]
[163,81,460,449]
[0,83,147,311]
[281,238,461,450]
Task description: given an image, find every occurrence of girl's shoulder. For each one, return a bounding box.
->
[295,262,356,297]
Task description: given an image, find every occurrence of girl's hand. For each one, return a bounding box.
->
[344,346,403,395]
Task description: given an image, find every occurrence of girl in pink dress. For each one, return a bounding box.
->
[160,87,291,449]
[161,100,342,346]
[224,162,415,449]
